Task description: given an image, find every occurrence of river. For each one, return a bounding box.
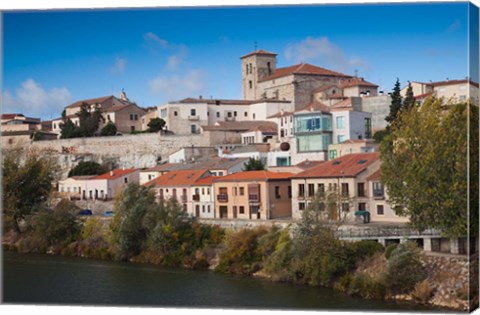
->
[2,251,444,312]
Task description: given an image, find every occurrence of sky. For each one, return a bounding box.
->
[1,1,477,120]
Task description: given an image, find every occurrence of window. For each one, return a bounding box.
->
[297,134,332,152]
[191,109,196,116]
[337,135,346,143]
[249,63,252,74]
[357,183,365,197]
[233,187,237,196]
[239,187,245,196]
[191,125,197,134]
[364,117,372,139]
[252,113,256,120]
[336,116,345,129]
[202,205,205,213]
[329,150,337,160]
[227,111,232,118]
[275,186,281,199]
[208,205,211,213]
[131,126,135,132]
[218,172,224,176]
[267,62,271,75]
[317,184,325,195]
[244,112,248,117]
[245,64,248,74]
[298,184,305,197]
[299,202,305,210]
[342,203,350,212]
[377,205,384,215]
[239,206,245,214]
[130,114,134,120]
[249,81,253,89]
[233,206,237,215]
[216,112,220,118]
[341,183,349,196]
[308,183,315,197]
[134,114,138,120]
[276,157,290,166]
[174,111,178,116]
[373,182,384,198]
[234,111,237,117]
[124,177,128,183]
[358,202,366,211]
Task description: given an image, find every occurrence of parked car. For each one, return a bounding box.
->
[79,209,93,216]
[104,210,114,217]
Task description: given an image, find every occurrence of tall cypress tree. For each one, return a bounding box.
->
[385,78,402,125]
[403,82,415,109]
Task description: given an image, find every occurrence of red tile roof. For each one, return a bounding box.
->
[314,85,339,93]
[213,170,293,182]
[65,95,114,109]
[331,98,353,109]
[367,170,381,181]
[340,77,378,88]
[259,63,352,82]
[240,49,277,59]
[432,79,479,88]
[144,170,210,187]
[415,92,434,100]
[1,114,24,119]
[291,152,380,179]
[93,168,137,180]
[296,101,331,113]
[295,160,325,169]
[194,176,215,186]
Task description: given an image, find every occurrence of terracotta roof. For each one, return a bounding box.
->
[194,176,215,186]
[247,124,278,133]
[432,79,479,88]
[340,77,378,88]
[367,170,381,181]
[331,98,353,109]
[296,101,331,114]
[65,95,114,109]
[227,144,270,154]
[295,160,325,169]
[143,158,249,173]
[213,170,293,182]
[70,175,96,180]
[103,103,146,114]
[1,114,24,119]
[175,98,253,105]
[202,121,277,132]
[240,49,277,59]
[259,63,352,82]
[144,169,210,187]
[415,92,434,100]
[93,168,137,180]
[267,110,294,119]
[291,152,380,179]
[314,85,339,93]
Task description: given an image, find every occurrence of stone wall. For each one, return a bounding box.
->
[20,133,210,178]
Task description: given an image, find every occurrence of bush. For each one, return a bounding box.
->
[263,226,294,281]
[383,242,425,294]
[347,240,384,261]
[215,227,268,275]
[384,243,399,260]
[411,279,433,303]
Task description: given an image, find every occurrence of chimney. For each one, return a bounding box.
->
[110,170,114,176]
[199,95,203,100]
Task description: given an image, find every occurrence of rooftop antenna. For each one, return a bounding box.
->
[354,69,358,78]
[254,41,258,50]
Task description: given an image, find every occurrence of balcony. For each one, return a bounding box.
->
[192,194,200,202]
[188,115,200,121]
[217,193,228,202]
[248,194,259,202]
[180,195,188,203]
[225,116,236,122]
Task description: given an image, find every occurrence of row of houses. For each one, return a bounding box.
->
[58,152,406,224]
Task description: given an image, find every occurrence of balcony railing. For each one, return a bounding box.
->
[188,115,199,121]
[373,190,385,199]
[217,193,228,202]
[192,194,200,201]
[225,116,236,122]
[248,194,259,202]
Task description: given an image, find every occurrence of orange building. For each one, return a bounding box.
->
[212,170,293,220]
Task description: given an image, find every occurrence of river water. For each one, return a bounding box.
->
[2,251,443,312]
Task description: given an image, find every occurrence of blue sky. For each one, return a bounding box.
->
[1,2,475,120]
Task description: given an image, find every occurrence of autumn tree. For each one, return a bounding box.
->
[380,97,478,237]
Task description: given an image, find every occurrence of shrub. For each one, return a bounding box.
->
[411,279,433,303]
[384,243,399,260]
[347,240,384,261]
[263,226,294,281]
[383,242,425,295]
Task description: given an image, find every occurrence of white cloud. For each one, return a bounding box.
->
[143,32,169,49]
[284,36,369,73]
[149,69,206,100]
[2,78,71,119]
[112,57,127,73]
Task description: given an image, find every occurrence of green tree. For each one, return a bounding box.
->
[68,161,109,177]
[385,78,402,126]
[2,148,59,234]
[242,157,265,171]
[403,82,415,109]
[100,121,117,136]
[29,199,81,248]
[77,102,102,137]
[110,183,158,260]
[147,117,166,132]
[380,97,478,237]
[60,110,80,139]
